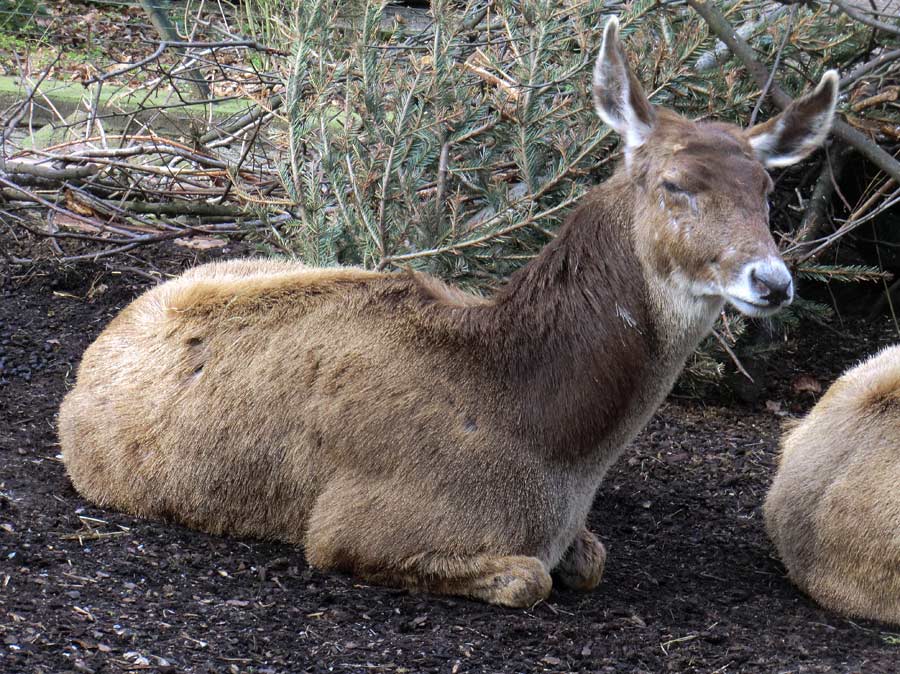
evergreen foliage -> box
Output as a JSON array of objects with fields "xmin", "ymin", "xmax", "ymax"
[
  {"xmin": 250, "ymin": 0, "xmax": 898, "ymax": 380},
  {"xmin": 272, "ymin": 0, "xmax": 895, "ymax": 273}
]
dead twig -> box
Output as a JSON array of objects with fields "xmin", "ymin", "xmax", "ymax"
[
  {"xmin": 712, "ymin": 328, "xmax": 754, "ymax": 382},
  {"xmin": 3, "ymin": 160, "xmax": 102, "ymax": 181},
  {"xmin": 1, "ymin": 53, "xmax": 63, "ymax": 164},
  {"xmin": 84, "ymin": 39, "xmax": 287, "ymax": 87},
  {"xmin": 749, "ymin": 5, "xmax": 797, "ymax": 126},
  {"xmin": 793, "ymin": 144, "xmax": 851, "ymax": 246},
  {"xmin": 840, "ymin": 49, "xmax": 900, "ymax": 89},
  {"xmin": 792, "ymin": 179, "xmax": 899, "ymax": 262}
]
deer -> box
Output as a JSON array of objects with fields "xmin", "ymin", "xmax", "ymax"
[
  {"xmin": 764, "ymin": 346, "xmax": 900, "ymax": 626},
  {"xmin": 58, "ymin": 17, "xmax": 839, "ymax": 608}
]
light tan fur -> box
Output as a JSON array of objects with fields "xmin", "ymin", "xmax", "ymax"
[
  {"xmin": 59, "ymin": 18, "xmax": 838, "ymax": 607},
  {"xmin": 765, "ymin": 345, "xmax": 900, "ymax": 625}
]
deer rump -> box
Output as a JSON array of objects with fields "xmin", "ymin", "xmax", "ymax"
[{"xmin": 765, "ymin": 345, "xmax": 900, "ymax": 626}]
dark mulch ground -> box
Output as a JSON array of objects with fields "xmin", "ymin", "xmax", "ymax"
[{"xmin": 1, "ymin": 235, "xmax": 899, "ymax": 674}]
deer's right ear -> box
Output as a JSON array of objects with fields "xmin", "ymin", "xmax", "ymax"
[{"xmin": 592, "ymin": 17, "xmax": 655, "ymax": 150}]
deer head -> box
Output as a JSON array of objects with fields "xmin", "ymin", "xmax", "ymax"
[{"xmin": 593, "ymin": 17, "xmax": 839, "ymax": 318}]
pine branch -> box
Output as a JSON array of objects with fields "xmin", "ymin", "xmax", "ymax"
[{"xmin": 796, "ymin": 263, "xmax": 892, "ymax": 283}]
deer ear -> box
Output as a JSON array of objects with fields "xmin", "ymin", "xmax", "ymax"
[
  {"xmin": 745, "ymin": 71, "xmax": 840, "ymax": 168},
  {"xmin": 592, "ymin": 16, "xmax": 655, "ymax": 150}
]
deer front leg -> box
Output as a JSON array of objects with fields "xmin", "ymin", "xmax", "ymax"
[
  {"xmin": 352, "ymin": 554, "xmax": 553, "ymax": 609},
  {"xmin": 553, "ymin": 528, "xmax": 607, "ymax": 591},
  {"xmin": 428, "ymin": 555, "xmax": 553, "ymax": 608}
]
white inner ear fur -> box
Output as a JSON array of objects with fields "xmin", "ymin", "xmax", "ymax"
[
  {"xmin": 749, "ymin": 70, "xmax": 839, "ymax": 169},
  {"xmin": 751, "ymin": 109, "xmax": 833, "ymax": 168},
  {"xmin": 592, "ymin": 17, "xmax": 653, "ymax": 152}
]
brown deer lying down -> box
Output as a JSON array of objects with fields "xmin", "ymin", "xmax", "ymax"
[
  {"xmin": 765, "ymin": 346, "xmax": 900, "ymax": 625},
  {"xmin": 59, "ymin": 18, "xmax": 839, "ymax": 607}
]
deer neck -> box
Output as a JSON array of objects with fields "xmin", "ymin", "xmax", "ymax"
[{"xmin": 484, "ymin": 172, "xmax": 721, "ymax": 459}]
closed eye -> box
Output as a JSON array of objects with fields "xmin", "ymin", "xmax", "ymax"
[{"xmin": 661, "ymin": 180, "xmax": 692, "ymax": 195}]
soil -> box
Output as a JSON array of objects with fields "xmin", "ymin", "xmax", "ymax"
[{"xmin": 1, "ymin": 233, "xmax": 899, "ymax": 674}]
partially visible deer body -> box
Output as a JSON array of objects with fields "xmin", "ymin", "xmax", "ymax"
[
  {"xmin": 765, "ymin": 346, "xmax": 900, "ymax": 625},
  {"xmin": 59, "ymin": 19, "xmax": 839, "ymax": 607}
]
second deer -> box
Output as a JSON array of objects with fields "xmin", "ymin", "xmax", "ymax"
[{"xmin": 765, "ymin": 346, "xmax": 900, "ymax": 626}]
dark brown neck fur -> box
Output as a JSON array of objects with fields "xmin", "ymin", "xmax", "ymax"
[{"xmin": 451, "ymin": 172, "xmax": 661, "ymax": 457}]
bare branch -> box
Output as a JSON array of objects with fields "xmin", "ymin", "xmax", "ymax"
[
  {"xmin": 686, "ymin": 0, "xmax": 900, "ymax": 185},
  {"xmin": 3, "ymin": 161, "xmax": 102, "ymax": 181},
  {"xmin": 83, "ymin": 40, "xmax": 287, "ymax": 86},
  {"xmin": 831, "ymin": 0, "xmax": 900, "ymax": 36},
  {"xmin": 840, "ymin": 48, "xmax": 900, "ymax": 89},
  {"xmin": 712, "ymin": 329, "xmax": 754, "ymax": 382}
]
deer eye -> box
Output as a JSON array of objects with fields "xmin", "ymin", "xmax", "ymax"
[{"xmin": 661, "ymin": 180, "xmax": 692, "ymax": 195}]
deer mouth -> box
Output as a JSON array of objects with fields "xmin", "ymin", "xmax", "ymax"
[{"xmin": 725, "ymin": 294, "xmax": 787, "ymax": 318}]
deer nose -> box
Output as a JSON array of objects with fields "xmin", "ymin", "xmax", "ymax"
[{"xmin": 749, "ymin": 262, "xmax": 793, "ymax": 306}]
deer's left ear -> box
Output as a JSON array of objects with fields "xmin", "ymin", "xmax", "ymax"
[{"xmin": 745, "ymin": 71, "xmax": 840, "ymax": 168}]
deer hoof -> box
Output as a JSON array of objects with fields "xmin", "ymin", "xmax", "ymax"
[
  {"xmin": 554, "ymin": 529, "xmax": 607, "ymax": 591},
  {"xmin": 476, "ymin": 556, "xmax": 552, "ymax": 608}
]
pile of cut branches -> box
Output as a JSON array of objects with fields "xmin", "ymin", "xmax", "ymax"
[{"xmin": 1, "ymin": 5, "xmax": 289, "ymax": 263}]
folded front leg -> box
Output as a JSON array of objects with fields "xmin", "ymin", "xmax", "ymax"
[
  {"xmin": 350, "ymin": 553, "xmax": 553, "ymax": 608},
  {"xmin": 429, "ymin": 554, "xmax": 553, "ymax": 607}
]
